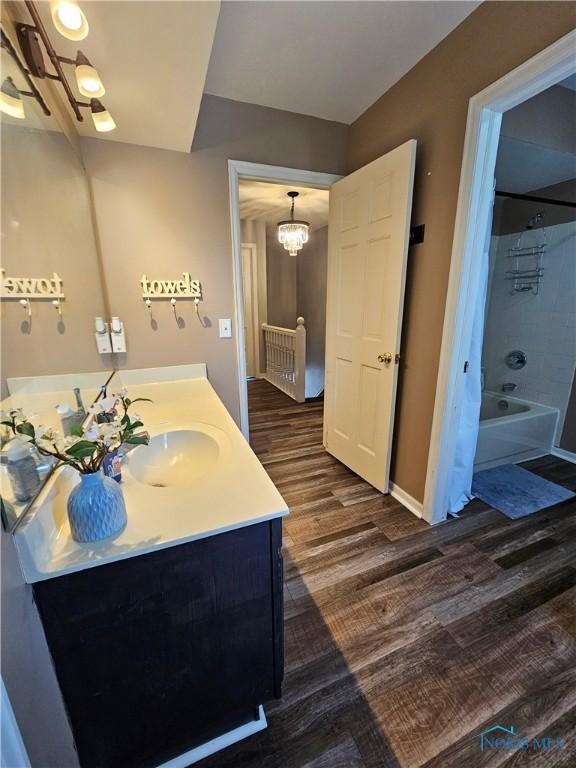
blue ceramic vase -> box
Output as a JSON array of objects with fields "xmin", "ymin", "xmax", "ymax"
[{"xmin": 67, "ymin": 471, "xmax": 127, "ymax": 543}]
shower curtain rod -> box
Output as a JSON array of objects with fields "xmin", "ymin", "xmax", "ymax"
[{"xmin": 495, "ymin": 190, "xmax": 576, "ymax": 208}]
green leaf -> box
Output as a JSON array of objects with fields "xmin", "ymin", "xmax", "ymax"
[
  {"xmin": 121, "ymin": 414, "xmax": 130, "ymax": 426},
  {"xmin": 1, "ymin": 420, "xmax": 15, "ymax": 429},
  {"xmin": 124, "ymin": 397, "xmax": 131, "ymax": 406},
  {"xmin": 124, "ymin": 435, "xmax": 149, "ymax": 445},
  {"xmin": 129, "ymin": 421, "xmax": 144, "ymax": 430},
  {"xmin": 16, "ymin": 422, "xmax": 35, "ymax": 439},
  {"xmin": 65, "ymin": 440, "xmax": 98, "ymax": 459},
  {"xmin": 129, "ymin": 398, "xmax": 153, "ymax": 405},
  {"xmin": 69, "ymin": 425, "xmax": 84, "ymax": 437}
]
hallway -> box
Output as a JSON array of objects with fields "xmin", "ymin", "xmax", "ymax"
[{"xmin": 202, "ymin": 379, "xmax": 576, "ymax": 767}]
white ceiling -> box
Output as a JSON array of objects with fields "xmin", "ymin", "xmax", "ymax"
[
  {"xmin": 11, "ymin": 1, "xmax": 220, "ymax": 152},
  {"xmin": 239, "ymin": 180, "xmax": 329, "ymax": 230},
  {"xmin": 205, "ymin": 1, "xmax": 480, "ymax": 124},
  {"xmin": 495, "ymin": 137, "xmax": 576, "ymax": 194}
]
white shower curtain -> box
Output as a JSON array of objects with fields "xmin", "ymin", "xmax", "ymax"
[{"xmin": 446, "ymin": 199, "xmax": 494, "ymax": 515}]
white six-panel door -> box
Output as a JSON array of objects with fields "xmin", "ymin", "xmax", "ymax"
[{"xmin": 323, "ymin": 140, "xmax": 416, "ymax": 492}]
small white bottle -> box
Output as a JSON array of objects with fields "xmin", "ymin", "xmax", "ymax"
[{"xmin": 6, "ymin": 438, "xmax": 41, "ymax": 503}]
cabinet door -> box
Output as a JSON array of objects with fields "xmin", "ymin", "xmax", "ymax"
[{"xmin": 34, "ymin": 522, "xmax": 282, "ymax": 768}]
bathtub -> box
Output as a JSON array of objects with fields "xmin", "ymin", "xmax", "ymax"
[{"xmin": 474, "ymin": 392, "xmax": 559, "ymax": 471}]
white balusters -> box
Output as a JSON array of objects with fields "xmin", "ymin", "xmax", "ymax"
[{"xmin": 261, "ymin": 318, "xmax": 306, "ymax": 402}]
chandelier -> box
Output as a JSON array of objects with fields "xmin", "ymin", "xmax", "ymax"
[{"xmin": 277, "ymin": 191, "xmax": 310, "ymax": 256}]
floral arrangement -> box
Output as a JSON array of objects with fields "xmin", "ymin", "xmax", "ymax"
[{"xmin": 1, "ymin": 391, "xmax": 150, "ymax": 475}]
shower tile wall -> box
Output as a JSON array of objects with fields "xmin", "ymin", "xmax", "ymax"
[{"xmin": 483, "ymin": 220, "xmax": 576, "ymax": 444}]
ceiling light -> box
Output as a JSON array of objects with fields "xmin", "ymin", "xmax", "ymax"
[
  {"xmin": 90, "ymin": 98, "xmax": 116, "ymax": 132},
  {"xmin": 50, "ymin": 0, "xmax": 89, "ymax": 41},
  {"xmin": 277, "ymin": 192, "xmax": 310, "ymax": 257},
  {"xmin": 75, "ymin": 51, "xmax": 105, "ymax": 98},
  {"xmin": 0, "ymin": 77, "xmax": 25, "ymax": 120}
]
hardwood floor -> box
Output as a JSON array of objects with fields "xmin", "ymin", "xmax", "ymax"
[{"xmin": 201, "ymin": 380, "xmax": 576, "ymax": 768}]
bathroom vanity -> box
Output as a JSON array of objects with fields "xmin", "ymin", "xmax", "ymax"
[{"xmin": 14, "ymin": 366, "xmax": 288, "ymax": 768}]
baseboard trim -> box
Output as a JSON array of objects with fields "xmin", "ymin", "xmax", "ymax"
[
  {"xmin": 389, "ymin": 482, "xmax": 424, "ymax": 518},
  {"xmin": 156, "ymin": 706, "xmax": 267, "ymax": 768},
  {"xmin": 551, "ymin": 447, "xmax": 576, "ymax": 465}
]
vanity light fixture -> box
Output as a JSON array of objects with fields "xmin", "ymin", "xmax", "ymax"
[
  {"xmin": 0, "ymin": 29, "xmax": 51, "ymax": 118},
  {"xmin": 0, "ymin": 77, "xmax": 26, "ymax": 119},
  {"xmin": 90, "ymin": 98, "xmax": 115, "ymax": 132},
  {"xmin": 11, "ymin": 2, "xmax": 116, "ymax": 131},
  {"xmin": 277, "ymin": 191, "xmax": 310, "ymax": 257},
  {"xmin": 74, "ymin": 51, "xmax": 105, "ymax": 98},
  {"xmin": 49, "ymin": 0, "xmax": 88, "ymax": 41}
]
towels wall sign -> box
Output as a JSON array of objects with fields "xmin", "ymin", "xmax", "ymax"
[
  {"xmin": 140, "ymin": 273, "xmax": 202, "ymax": 300},
  {"xmin": 1, "ymin": 269, "xmax": 65, "ymax": 299}
]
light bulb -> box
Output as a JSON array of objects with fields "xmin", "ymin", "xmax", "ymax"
[
  {"xmin": 50, "ymin": 0, "xmax": 89, "ymax": 41},
  {"xmin": 0, "ymin": 78, "xmax": 25, "ymax": 120},
  {"xmin": 90, "ymin": 99, "xmax": 116, "ymax": 132},
  {"xmin": 76, "ymin": 62, "xmax": 105, "ymax": 98}
]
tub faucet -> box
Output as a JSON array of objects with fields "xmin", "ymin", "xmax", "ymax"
[{"xmin": 502, "ymin": 382, "xmax": 517, "ymax": 393}]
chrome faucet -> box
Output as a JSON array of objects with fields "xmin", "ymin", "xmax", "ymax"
[{"xmin": 502, "ymin": 382, "xmax": 517, "ymax": 393}]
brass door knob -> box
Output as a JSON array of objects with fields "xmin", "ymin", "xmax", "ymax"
[{"xmin": 378, "ymin": 352, "xmax": 393, "ymax": 364}]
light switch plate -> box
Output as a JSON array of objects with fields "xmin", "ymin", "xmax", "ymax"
[{"xmin": 219, "ymin": 319, "xmax": 232, "ymax": 339}]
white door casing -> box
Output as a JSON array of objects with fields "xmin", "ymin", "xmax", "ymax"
[{"xmin": 323, "ymin": 139, "xmax": 416, "ymax": 493}]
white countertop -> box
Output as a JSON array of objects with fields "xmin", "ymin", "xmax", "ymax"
[{"xmin": 14, "ymin": 369, "xmax": 288, "ymax": 583}]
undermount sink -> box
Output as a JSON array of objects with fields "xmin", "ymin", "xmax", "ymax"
[{"xmin": 127, "ymin": 428, "xmax": 224, "ymax": 489}]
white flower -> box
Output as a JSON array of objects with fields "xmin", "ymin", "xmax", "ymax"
[
  {"xmin": 88, "ymin": 403, "xmax": 104, "ymax": 415},
  {"xmin": 7, "ymin": 408, "xmax": 24, "ymax": 421},
  {"xmin": 99, "ymin": 396, "xmax": 118, "ymax": 412},
  {"xmin": 36, "ymin": 425, "xmax": 59, "ymax": 442},
  {"xmin": 83, "ymin": 425, "xmax": 101, "ymax": 441}
]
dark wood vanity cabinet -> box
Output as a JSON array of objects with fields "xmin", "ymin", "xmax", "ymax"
[{"xmin": 33, "ymin": 519, "xmax": 284, "ymax": 768}]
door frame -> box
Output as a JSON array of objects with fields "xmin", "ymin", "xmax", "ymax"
[
  {"xmin": 423, "ymin": 30, "xmax": 576, "ymax": 524},
  {"xmin": 228, "ymin": 160, "xmax": 341, "ymax": 439}
]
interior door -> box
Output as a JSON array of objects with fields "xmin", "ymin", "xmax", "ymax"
[
  {"xmin": 324, "ymin": 139, "xmax": 416, "ymax": 493},
  {"xmin": 241, "ymin": 243, "xmax": 257, "ymax": 378}
]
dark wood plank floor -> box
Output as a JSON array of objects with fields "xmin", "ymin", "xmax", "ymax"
[{"xmin": 201, "ymin": 380, "xmax": 576, "ymax": 768}]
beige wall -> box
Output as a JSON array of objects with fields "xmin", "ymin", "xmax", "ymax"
[
  {"xmin": 266, "ymin": 226, "xmax": 298, "ymax": 329},
  {"xmin": 82, "ymin": 95, "xmax": 347, "ymax": 422},
  {"xmin": 500, "ymin": 84, "xmax": 576, "ymax": 154},
  {"xmin": 1, "ymin": 125, "xmax": 109, "ymax": 397},
  {"xmin": 347, "ymin": 1, "xmax": 576, "ymax": 502}
]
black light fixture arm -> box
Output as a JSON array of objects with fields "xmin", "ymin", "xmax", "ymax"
[
  {"xmin": 0, "ymin": 27, "xmax": 51, "ymax": 116},
  {"xmin": 18, "ymin": 1, "xmax": 84, "ymax": 121}
]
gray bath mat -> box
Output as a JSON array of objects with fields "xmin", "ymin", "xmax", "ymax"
[{"xmin": 472, "ymin": 463, "xmax": 575, "ymax": 519}]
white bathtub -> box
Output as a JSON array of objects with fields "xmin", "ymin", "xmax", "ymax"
[{"xmin": 474, "ymin": 392, "xmax": 559, "ymax": 471}]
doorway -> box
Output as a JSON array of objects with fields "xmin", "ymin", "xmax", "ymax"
[
  {"xmin": 229, "ymin": 144, "xmax": 417, "ymax": 503},
  {"xmin": 238, "ymin": 180, "xmax": 330, "ymax": 402},
  {"xmin": 228, "ymin": 161, "xmax": 340, "ymax": 440},
  {"xmin": 425, "ymin": 30, "xmax": 576, "ymax": 524}
]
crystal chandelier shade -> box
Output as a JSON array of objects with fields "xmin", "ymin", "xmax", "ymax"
[{"xmin": 277, "ymin": 191, "xmax": 310, "ymax": 256}]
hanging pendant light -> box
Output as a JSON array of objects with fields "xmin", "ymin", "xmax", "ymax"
[{"xmin": 277, "ymin": 191, "xmax": 309, "ymax": 257}]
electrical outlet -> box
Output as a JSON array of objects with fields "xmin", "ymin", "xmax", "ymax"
[{"xmin": 219, "ymin": 319, "xmax": 232, "ymax": 338}]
